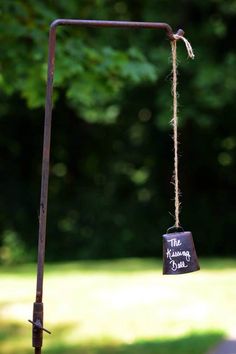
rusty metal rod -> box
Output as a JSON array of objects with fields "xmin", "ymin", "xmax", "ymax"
[
  {"xmin": 32, "ymin": 19, "xmax": 184, "ymax": 354},
  {"xmin": 50, "ymin": 19, "xmax": 177, "ymax": 39}
]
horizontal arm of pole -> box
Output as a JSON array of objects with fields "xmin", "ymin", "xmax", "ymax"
[{"xmin": 50, "ymin": 18, "xmax": 184, "ymax": 40}]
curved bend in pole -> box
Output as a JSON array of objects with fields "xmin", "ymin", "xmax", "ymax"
[{"xmin": 31, "ymin": 19, "xmax": 184, "ymax": 353}]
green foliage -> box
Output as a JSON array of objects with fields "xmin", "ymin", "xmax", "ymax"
[
  {"xmin": 0, "ymin": 1, "xmax": 158, "ymax": 123},
  {"xmin": 1, "ymin": 0, "xmax": 236, "ymax": 260},
  {"xmin": 0, "ymin": 230, "xmax": 29, "ymax": 265}
]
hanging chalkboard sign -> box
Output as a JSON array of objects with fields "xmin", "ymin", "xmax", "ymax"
[
  {"xmin": 162, "ymin": 34, "xmax": 200, "ymax": 276},
  {"xmin": 163, "ymin": 229, "xmax": 200, "ymax": 275}
]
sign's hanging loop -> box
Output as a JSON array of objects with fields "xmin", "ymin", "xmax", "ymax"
[{"xmin": 162, "ymin": 34, "xmax": 200, "ymax": 275}]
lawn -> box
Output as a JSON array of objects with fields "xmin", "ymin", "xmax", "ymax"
[{"xmin": 1, "ymin": 258, "xmax": 236, "ymax": 354}]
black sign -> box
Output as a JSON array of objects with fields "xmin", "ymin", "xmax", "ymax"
[{"xmin": 162, "ymin": 231, "xmax": 200, "ymax": 275}]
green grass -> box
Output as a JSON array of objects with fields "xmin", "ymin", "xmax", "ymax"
[{"xmin": 1, "ymin": 258, "xmax": 235, "ymax": 353}]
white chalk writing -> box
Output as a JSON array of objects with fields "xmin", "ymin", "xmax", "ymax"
[
  {"xmin": 169, "ymin": 260, "xmax": 188, "ymax": 271},
  {"xmin": 165, "ymin": 238, "xmax": 191, "ymax": 272},
  {"xmin": 166, "ymin": 248, "xmax": 191, "ymax": 262},
  {"xmin": 167, "ymin": 238, "xmax": 182, "ymax": 247}
]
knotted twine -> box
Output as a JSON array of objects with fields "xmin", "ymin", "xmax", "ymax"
[{"xmin": 170, "ymin": 34, "xmax": 194, "ymax": 228}]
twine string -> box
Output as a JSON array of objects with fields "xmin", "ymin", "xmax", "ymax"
[
  {"xmin": 173, "ymin": 34, "xmax": 195, "ymax": 59},
  {"xmin": 170, "ymin": 34, "xmax": 194, "ymax": 228}
]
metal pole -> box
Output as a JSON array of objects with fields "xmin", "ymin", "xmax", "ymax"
[{"xmin": 29, "ymin": 19, "xmax": 184, "ymax": 353}]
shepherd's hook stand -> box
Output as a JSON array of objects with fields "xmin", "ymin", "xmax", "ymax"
[{"xmin": 28, "ymin": 19, "xmax": 185, "ymax": 354}]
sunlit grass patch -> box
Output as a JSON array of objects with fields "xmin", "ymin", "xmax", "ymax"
[{"xmin": 0, "ymin": 258, "xmax": 235, "ymax": 353}]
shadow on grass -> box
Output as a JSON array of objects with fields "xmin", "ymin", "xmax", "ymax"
[{"xmin": 0, "ymin": 321, "xmax": 224, "ymax": 354}]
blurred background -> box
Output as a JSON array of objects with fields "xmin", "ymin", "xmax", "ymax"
[{"xmin": 0, "ymin": 1, "xmax": 236, "ymax": 353}]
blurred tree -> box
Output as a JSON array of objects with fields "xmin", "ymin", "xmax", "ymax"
[{"xmin": 0, "ymin": 0, "xmax": 236, "ymax": 262}]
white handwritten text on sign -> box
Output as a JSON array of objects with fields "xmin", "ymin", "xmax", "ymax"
[{"xmin": 166, "ymin": 238, "xmax": 191, "ymax": 272}]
